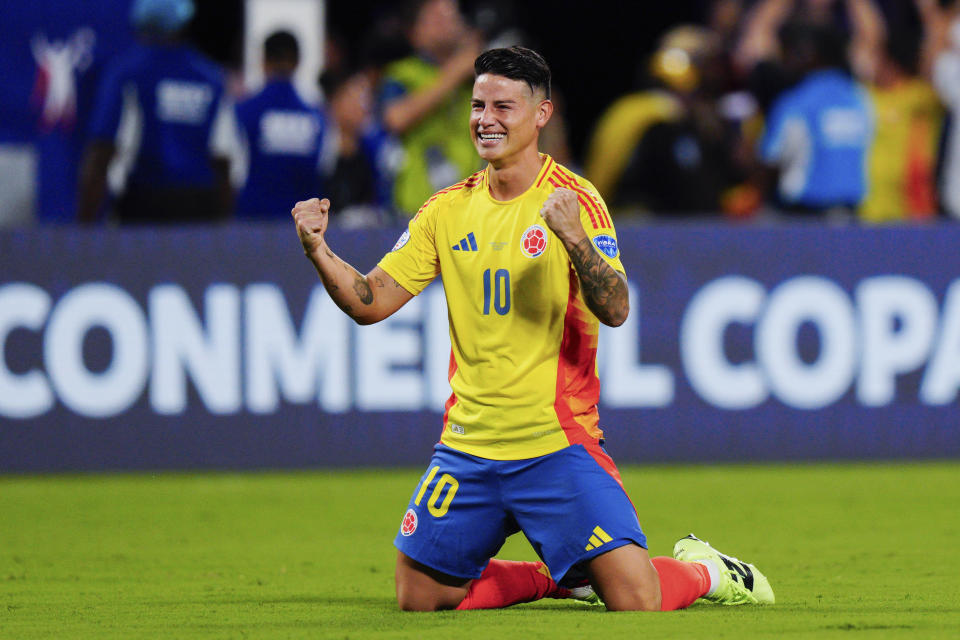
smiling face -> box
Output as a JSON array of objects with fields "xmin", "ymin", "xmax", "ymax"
[{"xmin": 470, "ymin": 73, "xmax": 552, "ymax": 166}]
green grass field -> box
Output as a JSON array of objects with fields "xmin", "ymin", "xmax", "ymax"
[{"xmin": 2, "ymin": 462, "xmax": 958, "ymax": 639}]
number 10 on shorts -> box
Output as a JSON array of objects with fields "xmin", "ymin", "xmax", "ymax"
[{"xmin": 414, "ymin": 466, "xmax": 460, "ymax": 517}]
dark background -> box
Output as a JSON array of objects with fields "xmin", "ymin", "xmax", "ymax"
[{"xmin": 188, "ymin": 0, "xmax": 708, "ymax": 159}]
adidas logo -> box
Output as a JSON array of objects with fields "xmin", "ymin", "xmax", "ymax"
[
  {"xmin": 584, "ymin": 525, "xmax": 613, "ymax": 551},
  {"xmin": 452, "ymin": 232, "xmax": 478, "ymax": 251}
]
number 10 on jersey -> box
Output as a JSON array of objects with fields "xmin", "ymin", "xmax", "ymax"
[{"xmin": 482, "ymin": 268, "xmax": 511, "ymax": 315}]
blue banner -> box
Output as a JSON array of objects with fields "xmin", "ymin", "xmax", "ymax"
[
  {"xmin": 1, "ymin": 223, "xmax": 959, "ymax": 471},
  {"xmin": 0, "ymin": 0, "xmax": 134, "ymax": 219}
]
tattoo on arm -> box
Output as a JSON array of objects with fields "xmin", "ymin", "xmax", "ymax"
[
  {"xmin": 567, "ymin": 237, "xmax": 628, "ymax": 325},
  {"xmin": 353, "ymin": 275, "xmax": 374, "ymax": 305},
  {"xmin": 315, "ymin": 245, "xmax": 374, "ymax": 307}
]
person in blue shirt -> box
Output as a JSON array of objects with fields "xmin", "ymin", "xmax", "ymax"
[
  {"xmin": 758, "ymin": 20, "xmax": 873, "ymax": 216},
  {"xmin": 78, "ymin": 0, "xmax": 236, "ymax": 224},
  {"xmin": 234, "ymin": 31, "xmax": 326, "ymax": 220}
]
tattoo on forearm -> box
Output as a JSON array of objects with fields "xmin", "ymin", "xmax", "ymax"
[
  {"xmin": 312, "ymin": 242, "xmax": 374, "ymax": 311},
  {"xmin": 567, "ymin": 237, "xmax": 628, "ymax": 324},
  {"xmin": 353, "ymin": 275, "xmax": 374, "ymax": 305}
]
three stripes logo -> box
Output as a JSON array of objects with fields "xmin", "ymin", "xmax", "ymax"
[
  {"xmin": 584, "ymin": 525, "xmax": 613, "ymax": 551},
  {"xmin": 721, "ymin": 556, "xmax": 755, "ymax": 591},
  {"xmin": 452, "ymin": 232, "xmax": 478, "ymax": 252}
]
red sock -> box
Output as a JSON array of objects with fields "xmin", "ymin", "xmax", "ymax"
[
  {"xmin": 456, "ymin": 560, "xmax": 570, "ymax": 610},
  {"xmin": 650, "ymin": 556, "xmax": 711, "ymax": 611}
]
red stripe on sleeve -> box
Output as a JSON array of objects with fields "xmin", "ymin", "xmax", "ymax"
[
  {"xmin": 553, "ymin": 168, "xmax": 612, "ymax": 229},
  {"xmin": 535, "ymin": 157, "xmax": 554, "ymax": 188},
  {"xmin": 551, "ymin": 171, "xmax": 600, "ymax": 229}
]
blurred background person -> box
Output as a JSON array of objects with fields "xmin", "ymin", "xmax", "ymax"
[
  {"xmin": 584, "ymin": 25, "xmax": 758, "ymax": 218},
  {"xmin": 379, "ymin": 0, "xmax": 484, "ymax": 216},
  {"xmin": 234, "ymin": 30, "xmax": 325, "ymax": 221},
  {"xmin": 755, "ymin": 18, "xmax": 872, "ymax": 218},
  {"xmin": 318, "ymin": 66, "xmax": 403, "ymax": 228},
  {"xmin": 78, "ymin": 0, "xmax": 237, "ymax": 224},
  {"xmin": 853, "ymin": 0, "xmax": 942, "ymax": 223},
  {"xmin": 733, "ymin": 0, "xmax": 892, "ymax": 111},
  {"xmin": 735, "ymin": 0, "xmax": 946, "ymax": 221}
]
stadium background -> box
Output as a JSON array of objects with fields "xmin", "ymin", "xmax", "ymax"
[
  {"xmin": 0, "ymin": 0, "xmax": 957, "ymax": 471},
  {"xmin": 2, "ymin": 3, "xmax": 959, "ymax": 638}
]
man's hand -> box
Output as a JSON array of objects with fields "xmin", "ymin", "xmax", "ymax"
[
  {"xmin": 292, "ymin": 197, "xmax": 330, "ymax": 256},
  {"xmin": 539, "ymin": 187, "xmax": 586, "ymax": 248}
]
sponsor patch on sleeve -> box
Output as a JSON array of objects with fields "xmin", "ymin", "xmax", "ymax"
[
  {"xmin": 392, "ymin": 230, "xmax": 410, "ymax": 251},
  {"xmin": 592, "ymin": 234, "xmax": 619, "ymax": 258}
]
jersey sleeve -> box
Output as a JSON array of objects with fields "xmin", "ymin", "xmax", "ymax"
[
  {"xmin": 576, "ymin": 183, "xmax": 626, "ymax": 274},
  {"xmin": 377, "ymin": 200, "xmax": 440, "ymax": 295}
]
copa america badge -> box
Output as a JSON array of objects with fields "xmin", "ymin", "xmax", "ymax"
[
  {"xmin": 592, "ymin": 234, "xmax": 619, "ymax": 258},
  {"xmin": 520, "ymin": 224, "xmax": 547, "ymax": 258},
  {"xmin": 392, "ymin": 230, "xmax": 410, "ymax": 252}
]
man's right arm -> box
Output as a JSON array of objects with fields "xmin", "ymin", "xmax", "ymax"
[{"xmin": 292, "ymin": 197, "xmax": 413, "ymax": 324}]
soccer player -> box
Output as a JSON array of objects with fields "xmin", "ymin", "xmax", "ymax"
[{"xmin": 292, "ymin": 46, "xmax": 774, "ymax": 611}]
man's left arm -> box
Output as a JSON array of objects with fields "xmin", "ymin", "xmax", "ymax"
[{"xmin": 540, "ymin": 188, "xmax": 629, "ymax": 327}]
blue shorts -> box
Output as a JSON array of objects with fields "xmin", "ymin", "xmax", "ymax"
[{"xmin": 394, "ymin": 443, "xmax": 647, "ymax": 583}]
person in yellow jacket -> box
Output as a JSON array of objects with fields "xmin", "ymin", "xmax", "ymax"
[{"xmin": 379, "ymin": 0, "xmax": 484, "ymax": 216}]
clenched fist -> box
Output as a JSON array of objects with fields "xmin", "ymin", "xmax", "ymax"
[
  {"xmin": 539, "ymin": 187, "xmax": 584, "ymax": 246},
  {"xmin": 292, "ymin": 197, "xmax": 330, "ymax": 255}
]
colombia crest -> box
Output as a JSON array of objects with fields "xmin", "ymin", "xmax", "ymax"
[
  {"xmin": 520, "ymin": 224, "xmax": 548, "ymax": 258},
  {"xmin": 400, "ymin": 508, "xmax": 418, "ymax": 536}
]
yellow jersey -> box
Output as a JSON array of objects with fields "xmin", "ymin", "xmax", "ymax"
[
  {"xmin": 378, "ymin": 155, "xmax": 625, "ymax": 460},
  {"xmin": 862, "ymin": 79, "xmax": 942, "ymax": 223}
]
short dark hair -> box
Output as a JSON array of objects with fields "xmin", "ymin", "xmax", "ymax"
[
  {"xmin": 264, "ymin": 30, "xmax": 300, "ymax": 65},
  {"xmin": 474, "ymin": 46, "xmax": 551, "ymax": 99}
]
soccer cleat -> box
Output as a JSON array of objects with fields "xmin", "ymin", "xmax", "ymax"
[
  {"xmin": 569, "ymin": 584, "xmax": 604, "ymax": 606},
  {"xmin": 673, "ymin": 534, "xmax": 775, "ymax": 606}
]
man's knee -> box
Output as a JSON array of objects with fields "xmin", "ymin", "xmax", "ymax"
[
  {"xmin": 395, "ymin": 552, "xmax": 469, "ymax": 611},
  {"xmin": 603, "ymin": 583, "xmax": 662, "ymax": 612}
]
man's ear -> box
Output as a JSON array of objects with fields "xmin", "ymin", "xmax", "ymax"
[{"xmin": 537, "ymin": 99, "xmax": 554, "ymax": 129}]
